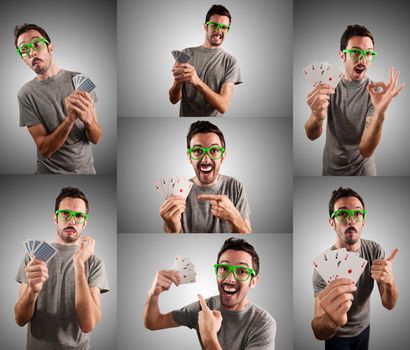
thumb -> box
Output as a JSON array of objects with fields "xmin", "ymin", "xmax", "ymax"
[
  {"xmin": 386, "ymin": 248, "xmax": 399, "ymax": 262},
  {"xmin": 213, "ymin": 310, "xmax": 222, "ymax": 320}
]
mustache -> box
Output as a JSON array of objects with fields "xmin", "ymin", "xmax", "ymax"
[
  {"xmin": 63, "ymin": 226, "xmax": 78, "ymax": 233},
  {"xmin": 345, "ymin": 226, "xmax": 357, "ymax": 233},
  {"xmin": 32, "ymin": 58, "xmax": 42, "ymax": 66}
]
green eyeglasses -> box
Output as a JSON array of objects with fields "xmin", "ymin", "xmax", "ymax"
[
  {"xmin": 16, "ymin": 37, "xmax": 50, "ymax": 57},
  {"xmin": 56, "ymin": 209, "xmax": 89, "ymax": 224},
  {"xmin": 214, "ymin": 264, "xmax": 256, "ymax": 281},
  {"xmin": 342, "ymin": 49, "xmax": 377, "ymax": 62},
  {"xmin": 331, "ymin": 209, "xmax": 367, "ymax": 223},
  {"xmin": 188, "ymin": 146, "xmax": 225, "ymax": 160},
  {"xmin": 206, "ymin": 21, "xmax": 230, "ymax": 33}
]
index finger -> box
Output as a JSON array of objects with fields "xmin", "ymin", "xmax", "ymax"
[
  {"xmin": 197, "ymin": 194, "xmax": 222, "ymax": 201},
  {"xmin": 386, "ymin": 248, "xmax": 399, "ymax": 262},
  {"xmin": 197, "ymin": 294, "xmax": 209, "ymax": 311}
]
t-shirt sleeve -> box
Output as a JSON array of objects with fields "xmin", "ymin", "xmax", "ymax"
[
  {"xmin": 223, "ymin": 56, "xmax": 242, "ymax": 85},
  {"xmin": 87, "ymin": 256, "xmax": 109, "ymax": 293},
  {"xmin": 171, "ymin": 300, "xmax": 201, "ymax": 330},
  {"xmin": 234, "ymin": 180, "xmax": 251, "ymax": 220},
  {"xmin": 312, "ymin": 269, "xmax": 327, "ymax": 297},
  {"xmin": 15, "ymin": 254, "xmax": 31, "ymax": 284},
  {"xmin": 18, "ymin": 91, "xmax": 41, "ymax": 128},
  {"xmin": 246, "ymin": 316, "xmax": 276, "ymax": 350}
]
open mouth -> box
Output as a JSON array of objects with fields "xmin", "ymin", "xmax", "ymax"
[
  {"xmin": 353, "ymin": 64, "xmax": 366, "ymax": 75},
  {"xmin": 211, "ymin": 33, "xmax": 223, "ymax": 40},
  {"xmin": 199, "ymin": 163, "xmax": 214, "ymax": 175},
  {"xmin": 222, "ymin": 284, "xmax": 238, "ymax": 296}
]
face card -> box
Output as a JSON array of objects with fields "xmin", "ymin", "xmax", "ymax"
[
  {"xmin": 33, "ymin": 241, "xmax": 58, "ymax": 263},
  {"xmin": 176, "ymin": 51, "xmax": 192, "ymax": 64}
]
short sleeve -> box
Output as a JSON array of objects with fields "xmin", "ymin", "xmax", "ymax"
[
  {"xmin": 15, "ymin": 254, "xmax": 31, "ymax": 284},
  {"xmin": 223, "ymin": 56, "xmax": 242, "ymax": 85},
  {"xmin": 246, "ymin": 317, "xmax": 276, "ymax": 350},
  {"xmin": 171, "ymin": 300, "xmax": 200, "ymax": 330},
  {"xmin": 87, "ymin": 256, "xmax": 109, "ymax": 293},
  {"xmin": 313, "ymin": 269, "xmax": 327, "ymax": 298},
  {"xmin": 234, "ymin": 181, "xmax": 251, "ymax": 220},
  {"xmin": 18, "ymin": 92, "xmax": 41, "ymax": 128}
]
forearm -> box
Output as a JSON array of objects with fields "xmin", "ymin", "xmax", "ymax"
[
  {"xmin": 311, "ymin": 313, "xmax": 340, "ymax": 340},
  {"xmin": 230, "ymin": 215, "xmax": 251, "ymax": 234},
  {"xmin": 15, "ymin": 287, "xmax": 39, "ymax": 326},
  {"xmin": 38, "ymin": 115, "xmax": 76, "ymax": 157},
  {"xmin": 74, "ymin": 263, "xmax": 100, "ymax": 333},
  {"xmin": 195, "ymin": 80, "xmax": 229, "ymax": 114},
  {"xmin": 305, "ymin": 114, "xmax": 324, "ymax": 141},
  {"xmin": 359, "ymin": 113, "xmax": 385, "ymax": 158},
  {"xmin": 169, "ymin": 81, "xmax": 183, "ymax": 104},
  {"xmin": 144, "ymin": 294, "xmax": 164, "ymax": 330},
  {"xmin": 381, "ymin": 281, "xmax": 398, "ymax": 310},
  {"xmin": 202, "ymin": 336, "xmax": 223, "ymax": 350},
  {"xmin": 84, "ymin": 116, "xmax": 102, "ymax": 144}
]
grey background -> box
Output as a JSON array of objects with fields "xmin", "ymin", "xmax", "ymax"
[
  {"xmin": 117, "ymin": 233, "xmax": 292, "ymax": 349},
  {"xmin": 117, "ymin": 0, "xmax": 292, "ymax": 118},
  {"xmin": 117, "ymin": 117, "xmax": 293, "ymax": 233},
  {"xmin": 0, "ymin": 0, "xmax": 117, "ymax": 174},
  {"xmin": 293, "ymin": 0, "xmax": 410, "ymax": 176},
  {"xmin": 0, "ymin": 175, "xmax": 117, "ymax": 349},
  {"xmin": 293, "ymin": 176, "xmax": 410, "ymax": 349}
]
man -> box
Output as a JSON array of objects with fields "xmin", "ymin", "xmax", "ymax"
[
  {"xmin": 15, "ymin": 23, "xmax": 102, "ymax": 174},
  {"xmin": 311, "ymin": 187, "xmax": 398, "ymax": 350},
  {"xmin": 304, "ymin": 24, "xmax": 404, "ymax": 175},
  {"xmin": 160, "ymin": 120, "xmax": 251, "ymax": 233},
  {"xmin": 169, "ymin": 4, "xmax": 242, "ymax": 116},
  {"xmin": 144, "ymin": 237, "xmax": 276, "ymax": 349},
  {"xmin": 15, "ymin": 187, "xmax": 109, "ymax": 349}
]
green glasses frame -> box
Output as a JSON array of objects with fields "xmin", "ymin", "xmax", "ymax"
[
  {"xmin": 16, "ymin": 37, "xmax": 50, "ymax": 57},
  {"xmin": 188, "ymin": 146, "xmax": 225, "ymax": 160},
  {"xmin": 206, "ymin": 21, "xmax": 230, "ymax": 32},
  {"xmin": 342, "ymin": 49, "xmax": 377, "ymax": 62},
  {"xmin": 214, "ymin": 263, "xmax": 256, "ymax": 281},
  {"xmin": 331, "ymin": 209, "xmax": 367, "ymax": 223},
  {"xmin": 55, "ymin": 209, "xmax": 89, "ymax": 224}
]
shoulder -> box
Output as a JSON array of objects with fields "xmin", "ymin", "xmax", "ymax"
[
  {"xmin": 361, "ymin": 238, "xmax": 382, "ymax": 251},
  {"xmin": 220, "ymin": 175, "xmax": 243, "ymax": 187},
  {"xmin": 87, "ymin": 254, "xmax": 105, "ymax": 269},
  {"xmin": 250, "ymin": 303, "xmax": 276, "ymax": 325},
  {"xmin": 182, "ymin": 46, "xmax": 202, "ymax": 55},
  {"xmin": 17, "ymin": 78, "xmax": 37, "ymax": 98}
]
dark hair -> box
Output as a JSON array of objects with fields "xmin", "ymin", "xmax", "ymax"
[
  {"xmin": 328, "ymin": 187, "xmax": 365, "ymax": 217},
  {"xmin": 217, "ymin": 237, "xmax": 260, "ymax": 275},
  {"xmin": 186, "ymin": 120, "xmax": 226, "ymax": 149},
  {"xmin": 205, "ymin": 4, "xmax": 231, "ymax": 24},
  {"xmin": 14, "ymin": 23, "xmax": 51, "ymax": 48},
  {"xmin": 340, "ymin": 24, "xmax": 374, "ymax": 51},
  {"xmin": 55, "ymin": 187, "xmax": 89, "ymax": 213}
]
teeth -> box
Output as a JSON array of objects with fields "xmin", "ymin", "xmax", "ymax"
[
  {"xmin": 200, "ymin": 165, "xmax": 212, "ymax": 171},
  {"xmin": 223, "ymin": 285, "xmax": 237, "ymax": 292}
]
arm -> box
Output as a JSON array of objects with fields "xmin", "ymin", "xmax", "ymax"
[
  {"xmin": 304, "ymin": 84, "xmax": 334, "ymax": 141},
  {"xmin": 15, "ymin": 259, "xmax": 49, "ymax": 326},
  {"xmin": 144, "ymin": 270, "xmax": 181, "ymax": 330},
  {"xmin": 73, "ymin": 237, "xmax": 101, "ymax": 333},
  {"xmin": 169, "ymin": 80, "xmax": 184, "ymax": 104},
  {"xmin": 311, "ymin": 279, "xmax": 356, "ymax": 340},
  {"xmin": 360, "ymin": 67, "xmax": 405, "ymax": 157}
]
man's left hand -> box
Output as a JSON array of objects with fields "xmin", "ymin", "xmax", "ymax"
[
  {"xmin": 68, "ymin": 90, "xmax": 96, "ymax": 126},
  {"xmin": 73, "ymin": 236, "xmax": 95, "ymax": 266},
  {"xmin": 198, "ymin": 294, "xmax": 222, "ymax": 343},
  {"xmin": 172, "ymin": 63, "xmax": 201, "ymax": 87},
  {"xmin": 198, "ymin": 194, "xmax": 241, "ymax": 224},
  {"xmin": 371, "ymin": 248, "xmax": 399, "ymax": 286}
]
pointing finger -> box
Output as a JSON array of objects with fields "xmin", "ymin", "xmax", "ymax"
[
  {"xmin": 386, "ymin": 248, "xmax": 399, "ymax": 262},
  {"xmin": 198, "ymin": 194, "xmax": 223, "ymax": 201},
  {"xmin": 197, "ymin": 294, "xmax": 209, "ymax": 311}
]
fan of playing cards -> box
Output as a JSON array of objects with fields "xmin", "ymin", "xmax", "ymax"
[
  {"xmin": 154, "ymin": 176, "xmax": 193, "ymax": 200},
  {"xmin": 171, "ymin": 255, "xmax": 197, "ymax": 284},
  {"xmin": 303, "ymin": 61, "xmax": 344, "ymax": 88},
  {"xmin": 312, "ymin": 248, "xmax": 368, "ymax": 284},
  {"xmin": 23, "ymin": 239, "xmax": 59, "ymax": 263},
  {"xmin": 72, "ymin": 73, "xmax": 96, "ymax": 93},
  {"xmin": 171, "ymin": 50, "xmax": 192, "ymax": 64}
]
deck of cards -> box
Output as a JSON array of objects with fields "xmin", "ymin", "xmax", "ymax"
[
  {"xmin": 303, "ymin": 61, "xmax": 344, "ymax": 88},
  {"xmin": 171, "ymin": 50, "xmax": 192, "ymax": 64},
  {"xmin": 312, "ymin": 248, "xmax": 368, "ymax": 284},
  {"xmin": 154, "ymin": 176, "xmax": 193, "ymax": 200},
  {"xmin": 23, "ymin": 239, "xmax": 59, "ymax": 263},
  {"xmin": 171, "ymin": 255, "xmax": 197, "ymax": 284},
  {"xmin": 72, "ymin": 73, "xmax": 96, "ymax": 93}
]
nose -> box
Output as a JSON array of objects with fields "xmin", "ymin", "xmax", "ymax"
[
  {"xmin": 224, "ymin": 271, "xmax": 236, "ymax": 283},
  {"xmin": 68, "ymin": 215, "xmax": 76, "ymax": 225},
  {"xmin": 346, "ymin": 214, "xmax": 355, "ymax": 225},
  {"xmin": 28, "ymin": 48, "xmax": 37, "ymax": 59},
  {"xmin": 202, "ymin": 152, "xmax": 211, "ymax": 162}
]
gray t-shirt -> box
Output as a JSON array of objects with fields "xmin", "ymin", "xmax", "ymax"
[
  {"xmin": 179, "ymin": 46, "xmax": 242, "ymax": 117},
  {"xmin": 172, "ymin": 295, "xmax": 276, "ymax": 350},
  {"xmin": 15, "ymin": 243, "xmax": 109, "ymax": 350},
  {"xmin": 323, "ymin": 77, "xmax": 376, "ymax": 176},
  {"xmin": 313, "ymin": 239, "xmax": 384, "ymax": 338},
  {"xmin": 181, "ymin": 175, "xmax": 251, "ymax": 233},
  {"xmin": 18, "ymin": 69, "xmax": 96, "ymax": 174}
]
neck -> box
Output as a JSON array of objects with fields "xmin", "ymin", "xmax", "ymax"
[
  {"xmin": 193, "ymin": 174, "xmax": 220, "ymax": 187},
  {"xmin": 37, "ymin": 63, "xmax": 61, "ymax": 81},
  {"xmin": 202, "ymin": 41, "xmax": 220, "ymax": 50},
  {"xmin": 54, "ymin": 236, "xmax": 80, "ymax": 246},
  {"xmin": 221, "ymin": 297, "xmax": 249, "ymax": 312},
  {"xmin": 335, "ymin": 239, "xmax": 361, "ymax": 252}
]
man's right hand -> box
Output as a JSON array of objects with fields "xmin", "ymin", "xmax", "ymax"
[
  {"xmin": 25, "ymin": 258, "xmax": 49, "ymax": 294},
  {"xmin": 318, "ymin": 278, "xmax": 356, "ymax": 326},
  {"xmin": 148, "ymin": 270, "xmax": 181, "ymax": 298},
  {"xmin": 64, "ymin": 92, "xmax": 80, "ymax": 121},
  {"xmin": 306, "ymin": 83, "xmax": 335, "ymax": 122},
  {"xmin": 160, "ymin": 196, "xmax": 186, "ymax": 233}
]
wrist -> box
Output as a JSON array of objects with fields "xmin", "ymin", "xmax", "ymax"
[
  {"xmin": 202, "ymin": 334, "xmax": 219, "ymax": 348},
  {"xmin": 373, "ymin": 110, "xmax": 386, "ymax": 122},
  {"xmin": 73, "ymin": 258, "xmax": 85, "ymax": 273},
  {"xmin": 27, "ymin": 287, "xmax": 40, "ymax": 301},
  {"xmin": 322, "ymin": 312, "xmax": 341, "ymax": 329}
]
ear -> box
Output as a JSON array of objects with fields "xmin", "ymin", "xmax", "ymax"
[
  {"xmin": 220, "ymin": 148, "xmax": 227, "ymax": 164},
  {"xmin": 339, "ymin": 50, "xmax": 345, "ymax": 62},
  {"xmin": 48, "ymin": 43, "xmax": 54, "ymax": 54},
  {"xmin": 203, "ymin": 23, "xmax": 208, "ymax": 32},
  {"xmin": 82, "ymin": 218, "xmax": 88, "ymax": 230},
  {"xmin": 53, "ymin": 213, "xmax": 58, "ymax": 224},
  {"xmin": 329, "ymin": 217, "xmax": 336, "ymax": 230},
  {"xmin": 249, "ymin": 275, "xmax": 259, "ymax": 289},
  {"xmin": 187, "ymin": 150, "xmax": 193, "ymax": 165}
]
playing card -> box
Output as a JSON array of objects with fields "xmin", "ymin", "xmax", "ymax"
[
  {"xmin": 338, "ymin": 253, "xmax": 368, "ymax": 284},
  {"xmin": 171, "ymin": 255, "xmax": 197, "ymax": 284},
  {"xmin": 33, "ymin": 241, "xmax": 58, "ymax": 263},
  {"xmin": 303, "ymin": 61, "xmax": 343, "ymax": 88},
  {"xmin": 23, "ymin": 240, "xmax": 31, "ymax": 255},
  {"xmin": 154, "ymin": 181, "xmax": 165, "ymax": 197},
  {"xmin": 176, "ymin": 51, "xmax": 191, "ymax": 64},
  {"xmin": 171, "ymin": 178, "xmax": 193, "ymax": 199},
  {"xmin": 154, "ymin": 176, "xmax": 193, "ymax": 200},
  {"xmin": 171, "ymin": 50, "xmax": 180, "ymax": 60},
  {"xmin": 78, "ymin": 77, "xmax": 96, "ymax": 93},
  {"xmin": 321, "ymin": 65, "xmax": 344, "ymax": 89}
]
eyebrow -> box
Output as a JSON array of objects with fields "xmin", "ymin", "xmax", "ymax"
[
  {"xmin": 219, "ymin": 260, "xmax": 250, "ymax": 267},
  {"xmin": 350, "ymin": 46, "xmax": 374, "ymax": 50},
  {"xmin": 335, "ymin": 206, "xmax": 363, "ymax": 210},
  {"xmin": 18, "ymin": 36, "xmax": 42, "ymax": 46},
  {"xmin": 192, "ymin": 143, "xmax": 220, "ymax": 147}
]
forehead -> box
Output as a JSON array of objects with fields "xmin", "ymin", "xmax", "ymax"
[
  {"xmin": 17, "ymin": 29, "xmax": 43, "ymax": 47},
  {"xmin": 209, "ymin": 14, "xmax": 230, "ymax": 25},
  {"xmin": 346, "ymin": 36, "xmax": 373, "ymax": 50},
  {"xmin": 219, "ymin": 249, "xmax": 253, "ymax": 267},
  {"xmin": 190, "ymin": 132, "xmax": 222, "ymax": 147},
  {"xmin": 334, "ymin": 196, "xmax": 363, "ymax": 210},
  {"xmin": 58, "ymin": 197, "xmax": 87, "ymax": 212}
]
